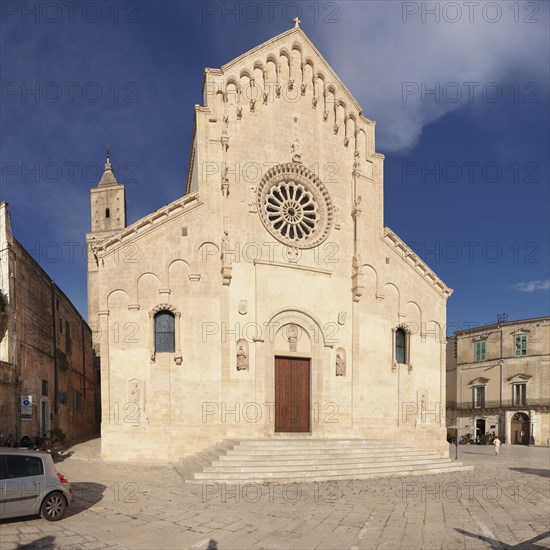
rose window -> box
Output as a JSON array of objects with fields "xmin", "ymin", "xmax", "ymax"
[
  {"xmin": 266, "ymin": 182, "xmax": 318, "ymax": 241},
  {"xmin": 257, "ymin": 163, "xmax": 333, "ymax": 249}
]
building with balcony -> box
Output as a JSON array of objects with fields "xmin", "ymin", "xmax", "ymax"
[{"xmin": 446, "ymin": 316, "xmax": 550, "ymax": 445}]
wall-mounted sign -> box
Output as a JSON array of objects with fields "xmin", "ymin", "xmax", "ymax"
[{"xmin": 20, "ymin": 395, "xmax": 32, "ymax": 420}]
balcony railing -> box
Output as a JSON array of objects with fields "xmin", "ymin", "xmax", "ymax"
[{"xmin": 446, "ymin": 398, "xmax": 550, "ymax": 411}]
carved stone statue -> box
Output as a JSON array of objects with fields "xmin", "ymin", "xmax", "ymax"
[
  {"xmin": 287, "ymin": 324, "xmax": 299, "ymax": 351},
  {"xmin": 237, "ymin": 345, "xmax": 248, "ymax": 371},
  {"xmin": 352, "ymin": 253, "xmax": 362, "ymax": 274},
  {"xmin": 291, "ymin": 139, "xmax": 302, "ymax": 163},
  {"xmin": 221, "ymin": 231, "xmax": 230, "ymax": 253},
  {"xmin": 353, "ymin": 149, "xmax": 361, "ymax": 173},
  {"xmin": 336, "ymin": 353, "xmax": 345, "ymax": 376},
  {"xmin": 417, "ymin": 390, "xmax": 429, "ymax": 425},
  {"xmin": 128, "ymin": 378, "xmax": 145, "ymax": 418},
  {"xmin": 129, "ymin": 381, "xmax": 141, "ymax": 405}
]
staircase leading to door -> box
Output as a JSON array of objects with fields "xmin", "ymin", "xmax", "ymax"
[{"xmin": 177, "ymin": 439, "xmax": 472, "ymax": 483}]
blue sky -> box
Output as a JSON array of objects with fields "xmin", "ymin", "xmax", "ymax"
[{"xmin": 1, "ymin": 0, "xmax": 548, "ymax": 332}]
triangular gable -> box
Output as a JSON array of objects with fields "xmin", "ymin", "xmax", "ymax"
[
  {"xmin": 468, "ymin": 377, "xmax": 489, "ymax": 385},
  {"xmin": 507, "ymin": 374, "xmax": 531, "ymax": 383}
]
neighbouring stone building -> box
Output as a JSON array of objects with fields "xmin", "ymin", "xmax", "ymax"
[
  {"xmin": 0, "ymin": 202, "xmax": 99, "ymax": 444},
  {"xmin": 87, "ymin": 24, "xmax": 453, "ymax": 462},
  {"xmin": 446, "ymin": 316, "xmax": 550, "ymax": 445}
]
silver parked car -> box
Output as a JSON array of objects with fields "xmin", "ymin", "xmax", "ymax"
[{"xmin": 0, "ymin": 448, "xmax": 73, "ymax": 521}]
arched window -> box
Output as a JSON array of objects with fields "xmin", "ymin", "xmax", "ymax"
[
  {"xmin": 395, "ymin": 328, "xmax": 406, "ymax": 364},
  {"xmin": 154, "ymin": 311, "xmax": 175, "ymax": 353}
]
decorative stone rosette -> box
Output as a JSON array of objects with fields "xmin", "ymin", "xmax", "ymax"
[{"xmin": 257, "ymin": 163, "xmax": 333, "ymax": 249}]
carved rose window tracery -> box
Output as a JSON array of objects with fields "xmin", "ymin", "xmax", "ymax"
[
  {"xmin": 266, "ymin": 182, "xmax": 318, "ymax": 240},
  {"xmin": 257, "ymin": 163, "xmax": 333, "ymax": 249}
]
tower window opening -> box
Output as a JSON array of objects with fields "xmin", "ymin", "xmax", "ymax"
[{"xmin": 105, "ymin": 208, "xmax": 110, "ymax": 218}]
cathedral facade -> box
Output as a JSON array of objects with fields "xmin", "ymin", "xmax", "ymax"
[{"xmin": 87, "ymin": 26, "xmax": 452, "ymax": 461}]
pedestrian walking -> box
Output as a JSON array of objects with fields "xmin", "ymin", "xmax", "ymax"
[{"xmin": 493, "ymin": 436, "xmax": 501, "ymax": 456}]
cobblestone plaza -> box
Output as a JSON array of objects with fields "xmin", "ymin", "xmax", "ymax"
[{"xmin": 1, "ymin": 438, "xmax": 548, "ymax": 549}]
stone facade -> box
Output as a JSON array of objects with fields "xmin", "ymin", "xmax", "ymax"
[
  {"xmin": 87, "ymin": 26, "xmax": 452, "ymax": 461},
  {"xmin": 0, "ymin": 202, "xmax": 99, "ymax": 444},
  {"xmin": 446, "ymin": 316, "xmax": 550, "ymax": 445}
]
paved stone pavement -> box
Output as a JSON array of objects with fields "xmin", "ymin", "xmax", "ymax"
[{"xmin": 1, "ymin": 439, "xmax": 548, "ymax": 549}]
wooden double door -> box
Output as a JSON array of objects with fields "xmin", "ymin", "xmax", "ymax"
[{"xmin": 274, "ymin": 357, "xmax": 310, "ymax": 433}]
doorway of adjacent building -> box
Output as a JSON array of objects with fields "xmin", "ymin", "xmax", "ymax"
[
  {"xmin": 274, "ymin": 357, "xmax": 310, "ymax": 432},
  {"xmin": 511, "ymin": 412, "xmax": 530, "ymax": 445},
  {"xmin": 40, "ymin": 399, "xmax": 50, "ymax": 437},
  {"xmin": 476, "ymin": 418, "xmax": 486, "ymax": 438}
]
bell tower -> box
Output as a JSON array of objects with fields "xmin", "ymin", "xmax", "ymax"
[
  {"xmin": 89, "ymin": 146, "xmax": 126, "ymax": 235},
  {"xmin": 86, "ymin": 146, "xmax": 127, "ymax": 351}
]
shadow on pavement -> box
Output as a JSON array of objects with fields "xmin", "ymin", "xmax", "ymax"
[
  {"xmin": 508, "ymin": 467, "xmax": 550, "ymax": 478},
  {"xmin": 52, "ymin": 450, "xmax": 73, "ymax": 463},
  {"xmin": 456, "ymin": 528, "xmax": 550, "ymax": 549},
  {"xmin": 0, "ymin": 483, "xmax": 105, "ymax": 524},
  {"xmin": 67, "ymin": 481, "xmax": 108, "ymax": 516},
  {"xmin": 16, "ymin": 535, "xmax": 56, "ymax": 549}
]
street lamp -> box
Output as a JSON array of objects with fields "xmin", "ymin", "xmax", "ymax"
[{"xmin": 449, "ymin": 425, "xmax": 458, "ymax": 460}]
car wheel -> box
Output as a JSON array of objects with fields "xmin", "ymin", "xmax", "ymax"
[{"xmin": 40, "ymin": 492, "xmax": 67, "ymax": 521}]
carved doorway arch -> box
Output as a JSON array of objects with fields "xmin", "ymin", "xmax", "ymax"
[{"xmin": 511, "ymin": 412, "xmax": 530, "ymax": 445}]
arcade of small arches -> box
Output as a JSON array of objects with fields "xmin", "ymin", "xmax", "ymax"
[{"xmin": 209, "ymin": 39, "xmax": 375, "ymax": 162}]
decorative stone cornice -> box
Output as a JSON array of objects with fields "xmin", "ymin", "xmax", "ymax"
[
  {"xmin": 97, "ymin": 192, "xmax": 202, "ymax": 254},
  {"xmin": 507, "ymin": 374, "xmax": 532, "ymax": 382},
  {"xmin": 383, "ymin": 227, "xmax": 452, "ymax": 298},
  {"xmin": 469, "ymin": 377, "xmax": 489, "ymax": 385}
]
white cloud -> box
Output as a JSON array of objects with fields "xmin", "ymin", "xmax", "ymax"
[
  {"xmin": 310, "ymin": 1, "xmax": 549, "ymax": 151},
  {"xmin": 514, "ymin": 280, "xmax": 550, "ymax": 292}
]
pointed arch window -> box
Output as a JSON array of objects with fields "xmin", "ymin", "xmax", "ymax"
[{"xmin": 154, "ymin": 311, "xmax": 175, "ymax": 353}]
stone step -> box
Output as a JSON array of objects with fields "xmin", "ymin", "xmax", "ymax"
[
  {"xmin": 191, "ymin": 462, "xmax": 472, "ymax": 482},
  {"xmin": 203, "ymin": 457, "xmax": 453, "ymax": 473},
  {"xmin": 215, "ymin": 453, "xmax": 443, "ymax": 466},
  {"xmin": 231, "ymin": 439, "xmax": 395, "ymax": 447},
  {"xmin": 178, "ymin": 438, "xmax": 473, "ymax": 483},
  {"xmin": 223, "ymin": 448, "xmax": 432, "ymax": 458}
]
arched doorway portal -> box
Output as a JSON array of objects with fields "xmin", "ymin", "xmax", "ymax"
[
  {"xmin": 263, "ymin": 308, "xmax": 329, "ymax": 437},
  {"xmin": 476, "ymin": 418, "xmax": 486, "ymax": 439},
  {"xmin": 511, "ymin": 412, "xmax": 530, "ymax": 445}
]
